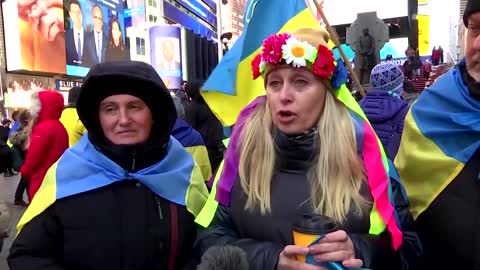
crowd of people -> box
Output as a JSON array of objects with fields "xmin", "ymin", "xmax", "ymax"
[{"xmin": 0, "ymin": 0, "xmax": 478, "ymax": 269}]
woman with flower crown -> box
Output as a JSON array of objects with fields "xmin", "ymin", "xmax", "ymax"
[{"xmin": 195, "ymin": 28, "xmax": 421, "ymax": 270}]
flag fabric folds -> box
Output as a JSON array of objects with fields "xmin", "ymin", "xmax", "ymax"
[
  {"xmin": 17, "ymin": 134, "xmax": 210, "ymax": 233},
  {"xmin": 395, "ymin": 61, "xmax": 480, "ymax": 220},
  {"xmin": 201, "ymin": 0, "xmax": 321, "ymax": 126},
  {"xmin": 172, "ymin": 119, "xmax": 212, "ymax": 181}
]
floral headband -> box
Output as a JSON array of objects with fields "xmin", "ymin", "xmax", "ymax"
[{"xmin": 251, "ymin": 33, "xmax": 348, "ymax": 89}]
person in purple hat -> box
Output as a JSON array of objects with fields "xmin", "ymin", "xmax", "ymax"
[{"xmin": 360, "ymin": 62, "xmax": 409, "ymax": 160}]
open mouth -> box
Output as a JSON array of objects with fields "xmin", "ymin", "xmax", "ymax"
[{"xmin": 277, "ymin": 110, "xmax": 296, "ymax": 123}]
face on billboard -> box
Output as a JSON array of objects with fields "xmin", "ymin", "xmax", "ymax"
[
  {"xmin": 92, "ymin": 5, "xmax": 103, "ymax": 32},
  {"xmin": 69, "ymin": 2, "xmax": 83, "ymax": 30},
  {"xmin": 111, "ymin": 20, "xmax": 121, "ymax": 44}
]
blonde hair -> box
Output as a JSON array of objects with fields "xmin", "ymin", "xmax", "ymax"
[{"xmin": 238, "ymin": 85, "xmax": 369, "ymax": 224}]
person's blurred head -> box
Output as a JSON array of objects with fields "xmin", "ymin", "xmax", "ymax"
[
  {"xmin": 11, "ymin": 110, "xmax": 19, "ymax": 121},
  {"xmin": 185, "ymin": 80, "xmax": 204, "ymax": 101},
  {"xmin": 69, "ymin": 0, "xmax": 83, "ymax": 31},
  {"xmin": 370, "ymin": 62, "xmax": 405, "ymax": 99},
  {"xmin": 68, "ymin": 86, "xmax": 82, "ymax": 106},
  {"xmin": 18, "ymin": 109, "xmax": 30, "ymax": 127},
  {"xmin": 92, "ymin": 5, "xmax": 104, "ymax": 33},
  {"xmin": 241, "ymin": 28, "xmax": 367, "ymax": 223},
  {"xmin": 464, "ymin": 0, "xmax": 480, "ymax": 82}
]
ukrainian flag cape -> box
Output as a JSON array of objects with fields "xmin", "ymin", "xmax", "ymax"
[
  {"xmin": 17, "ymin": 134, "xmax": 210, "ymax": 233},
  {"xmin": 201, "ymin": 0, "xmax": 333, "ymax": 126},
  {"xmin": 395, "ymin": 60, "xmax": 480, "ymax": 220},
  {"xmin": 197, "ymin": 86, "xmax": 405, "ymax": 250}
]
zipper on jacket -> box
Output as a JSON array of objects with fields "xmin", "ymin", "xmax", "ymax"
[
  {"xmin": 131, "ymin": 149, "xmax": 136, "ymax": 171},
  {"xmin": 156, "ymin": 197, "xmax": 163, "ymax": 220}
]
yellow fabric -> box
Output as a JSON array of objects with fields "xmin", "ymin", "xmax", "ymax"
[
  {"xmin": 17, "ymin": 162, "xmax": 58, "ymax": 234},
  {"xmin": 195, "ymin": 160, "xmax": 223, "ymax": 228},
  {"xmin": 60, "ymin": 108, "xmax": 86, "ymax": 147},
  {"xmin": 369, "ymin": 204, "xmax": 386, "ymax": 235},
  {"xmin": 185, "ymin": 145, "xmax": 212, "ymax": 181},
  {"xmin": 394, "ymin": 111, "xmax": 464, "ymax": 220},
  {"xmin": 186, "ymin": 162, "xmax": 210, "ymax": 222},
  {"xmin": 202, "ymin": 9, "xmax": 321, "ymax": 126},
  {"xmin": 195, "ymin": 138, "xmax": 229, "ymax": 227}
]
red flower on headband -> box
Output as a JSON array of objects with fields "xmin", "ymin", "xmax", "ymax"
[
  {"xmin": 261, "ymin": 33, "xmax": 290, "ymax": 64},
  {"xmin": 312, "ymin": 45, "xmax": 336, "ymax": 80},
  {"xmin": 252, "ymin": 54, "xmax": 262, "ymax": 79}
]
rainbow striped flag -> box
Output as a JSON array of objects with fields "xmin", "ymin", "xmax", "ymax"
[
  {"xmin": 201, "ymin": 0, "xmax": 324, "ymax": 126},
  {"xmin": 395, "ymin": 61, "xmax": 480, "ymax": 220},
  {"xmin": 17, "ymin": 134, "xmax": 210, "ymax": 233}
]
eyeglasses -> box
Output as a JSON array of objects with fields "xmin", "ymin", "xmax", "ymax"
[{"xmin": 93, "ymin": 16, "xmax": 103, "ymax": 21}]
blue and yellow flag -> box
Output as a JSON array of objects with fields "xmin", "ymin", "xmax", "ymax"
[
  {"xmin": 17, "ymin": 134, "xmax": 210, "ymax": 233},
  {"xmin": 201, "ymin": 0, "xmax": 323, "ymax": 126},
  {"xmin": 395, "ymin": 60, "xmax": 480, "ymax": 220},
  {"xmin": 172, "ymin": 119, "xmax": 212, "ymax": 181}
]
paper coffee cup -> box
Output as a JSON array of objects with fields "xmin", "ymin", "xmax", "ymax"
[{"xmin": 292, "ymin": 214, "xmax": 338, "ymax": 262}]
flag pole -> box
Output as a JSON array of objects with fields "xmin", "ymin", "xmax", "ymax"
[{"xmin": 312, "ymin": 0, "xmax": 366, "ymax": 97}]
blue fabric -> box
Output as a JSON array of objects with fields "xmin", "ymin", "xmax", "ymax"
[
  {"xmin": 172, "ymin": 119, "xmax": 205, "ymax": 147},
  {"xmin": 55, "ymin": 134, "xmax": 194, "ymax": 205},
  {"xmin": 412, "ymin": 60, "xmax": 480, "ymax": 164},
  {"xmin": 8, "ymin": 121, "xmax": 20, "ymax": 137},
  {"xmin": 202, "ymin": 0, "xmax": 309, "ymax": 96},
  {"xmin": 360, "ymin": 91, "xmax": 409, "ymax": 160}
]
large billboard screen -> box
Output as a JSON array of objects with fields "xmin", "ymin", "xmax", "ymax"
[
  {"xmin": 2, "ymin": 0, "xmax": 128, "ymax": 77},
  {"xmin": 64, "ymin": 0, "xmax": 128, "ymax": 76},
  {"xmin": 2, "ymin": 0, "xmax": 66, "ymax": 73}
]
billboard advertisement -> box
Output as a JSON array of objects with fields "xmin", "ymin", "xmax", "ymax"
[
  {"xmin": 2, "ymin": 0, "xmax": 128, "ymax": 76},
  {"xmin": 124, "ymin": 0, "xmax": 145, "ymax": 28},
  {"xmin": 64, "ymin": 0, "xmax": 128, "ymax": 76},
  {"xmin": 417, "ymin": 15, "xmax": 430, "ymax": 56},
  {"xmin": 2, "ymin": 0, "xmax": 66, "ymax": 73},
  {"xmin": 150, "ymin": 25, "xmax": 182, "ymax": 90}
]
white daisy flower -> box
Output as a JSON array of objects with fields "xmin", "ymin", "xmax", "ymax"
[
  {"xmin": 282, "ymin": 37, "xmax": 317, "ymax": 68},
  {"xmin": 259, "ymin": 61, "xmax": 266, "ymax": 72}
]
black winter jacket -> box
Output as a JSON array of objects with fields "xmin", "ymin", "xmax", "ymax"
[
  {"xmin": 195, "ymin": 130, "xmax": 421, "ymax": 270},
  {"xmin": 8, "ymin": 180, "xmax": 199, "ymax": 270}
]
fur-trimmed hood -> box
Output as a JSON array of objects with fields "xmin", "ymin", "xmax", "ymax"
[{"xmin": 29, "ymin": 90, "xmax": 65, "ymax": 123}]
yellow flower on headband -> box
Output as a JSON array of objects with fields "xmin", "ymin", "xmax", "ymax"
[{"xmin": 281, "ymin": 37, "xmax": 317, "ymax": 68}]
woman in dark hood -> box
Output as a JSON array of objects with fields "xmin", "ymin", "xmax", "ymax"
[{"xmin": 8, "ymin": 61, "xmax": 209, "ymax": 270}]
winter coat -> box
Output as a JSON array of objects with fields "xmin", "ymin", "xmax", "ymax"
[
  {"xmin": 195, "ymin": 131, "xmax": 421, "ymax": 270},
  {"xmin": 20, "ymin": 91, "xmax": 68, "ymax": 199},
  {"xmin": 8, "ymin": 180, "xmax": 199, "ymax": 270},
  {"xmin": 59, "ymin": 106, "xmax": 86, "ymax": 147},
  {"xmin": 360, "ymin": 91, "xmax": 409, "ymax": 160}
]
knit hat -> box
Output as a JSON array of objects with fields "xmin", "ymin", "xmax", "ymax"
[
  {"xmin": 77, "ymin": 61, "xmax": 176, "ymax": 148},
  {"xmin": 251, "ymin": 28, "xmax": 348, "ymax": 90},
  {"xmin": 370, "ymin": 62, "xmax": 405, "ymax": 98},
  {"xmin": 464, "ymin": 0, "xmax": 480, "ymax": 27}
]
